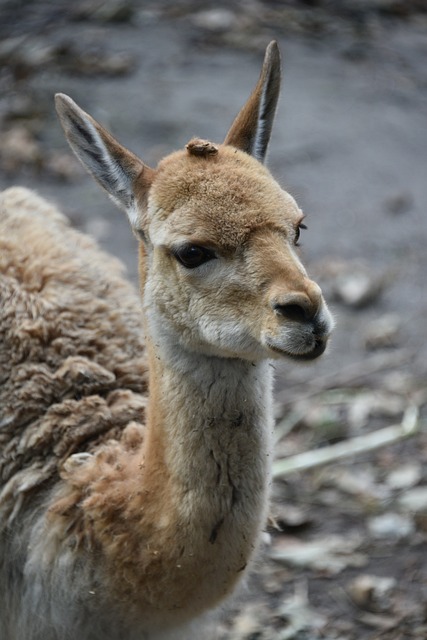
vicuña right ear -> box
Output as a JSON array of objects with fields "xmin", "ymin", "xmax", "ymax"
[{"xmin": 55, "ymin": 93, "xmax": 155, "ymax": 229}]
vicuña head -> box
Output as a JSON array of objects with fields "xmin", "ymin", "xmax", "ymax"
[{"xmin": 55, "ymin": 41, "xmax": 332, "ymax": 367}]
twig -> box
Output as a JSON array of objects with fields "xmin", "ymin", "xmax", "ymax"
[{"xmin": 273, "ymin": 406, "xmax": 421, "ymax": 479}]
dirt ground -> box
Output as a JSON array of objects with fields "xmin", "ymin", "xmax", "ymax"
[{"xmin": 1, "ymin": 1, "xmax": 427, "ymax": 638}]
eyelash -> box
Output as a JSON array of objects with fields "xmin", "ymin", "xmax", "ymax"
[{"xmin": 295, "ymin": 222, "xmax": 307, "ymax": 246}]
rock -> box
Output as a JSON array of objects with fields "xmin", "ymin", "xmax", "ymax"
[
  {"xmin": 363, "ymin": 314, "xmax": 401, "ymax": 350},
  {"xmin": 333, "ymin": 268, "xmax": 385, "ymax": 308},
  {"xmin": 191, "ymin": 9, "xmax": 238, "ymax": 32},
  {"xmin": 316, "ymin": 259, "xmax": 388, "ymax": 309}
]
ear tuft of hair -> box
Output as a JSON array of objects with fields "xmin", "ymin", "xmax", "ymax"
[{"xmin": 186, "ymin": 139, "xmax": 219, "ymax": 158}]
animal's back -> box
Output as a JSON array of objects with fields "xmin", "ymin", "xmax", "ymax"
[{"xmin": 0, "ymin": 187, "xmax": 148, "ymax": 638}]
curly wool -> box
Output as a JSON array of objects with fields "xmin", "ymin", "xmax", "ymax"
[{"xmin": 0, "ymin": 187, "xmax": 148, "ymax": 524}]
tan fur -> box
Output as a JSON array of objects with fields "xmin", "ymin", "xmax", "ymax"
[{"xmin": 1, "ymin": 43, "xmax": 333, "ymax": 640}]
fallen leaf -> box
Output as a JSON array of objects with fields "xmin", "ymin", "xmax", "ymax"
[
  {"xmin": 398, "ymin": 487, "xmax": 427, "ymax": 513},
  {"xmin": 277, "ymin": 582, "xmax": 326, "ymax": 640},
  {"xmin": 272, "ymin": 504, "xmax": 312, "ymax": 532},
  {"xmin": 386, "ymin": 463, "xmax": 422, "ymax": 490},
  {"xmin": 270, "ymin": 533, "xmax": 367, "ymax": 574},
  {"xmin": 228, "ymin": 603, "xmax": 266, "ymax": 639},
  {"xmin": 358, "ymin": 612, "xmax": 402, "ymax": 630},
  {"xmin": 348, "ymin": 391, "xmax": 405, "ymax": 431},
  {"xmin": 368, "ymin": 512, "xmax": 415, "ymax": 540},
  {"xmin": 347, "ymin": 574, "xmax": 396, "ymax": 611}
]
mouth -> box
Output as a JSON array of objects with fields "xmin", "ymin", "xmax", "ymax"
[{"xmin": 266, "ymin": 337, "xmax": 328, "ymax": 361}]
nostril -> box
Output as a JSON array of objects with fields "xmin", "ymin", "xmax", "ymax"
[{"xmin": 274, "ymin": 303, "xmax": 309, "ymax": 323}]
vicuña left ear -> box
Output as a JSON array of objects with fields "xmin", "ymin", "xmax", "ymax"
[
  {"xmin": 55, "ymin": 93, "xmax": 155, "ymax": 228},
  {"xmin": 224, "ymin": 41, "xmax": 281, "ymax": 163}
]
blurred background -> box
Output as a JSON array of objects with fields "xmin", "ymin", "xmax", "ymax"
[{"xmin": 1, "ymin": 1, "xmax": 427, "ymax": 638}]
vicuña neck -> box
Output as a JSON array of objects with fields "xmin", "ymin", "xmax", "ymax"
[
  {"xmin": 145, "ymin": 333, "xmax": 273, "ymax": 486},
  {"xmin": 137, "ymin": 317, "xmax": 274, "ymax": 620}
]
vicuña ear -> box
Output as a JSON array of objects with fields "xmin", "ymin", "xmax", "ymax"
[
  {"xmin": 224, "ymin": 41, "xmax": 281, "ymax": 163},
  {"xmin": 55, "ymin": 93, "xmax": 155, "ymax": 229}
]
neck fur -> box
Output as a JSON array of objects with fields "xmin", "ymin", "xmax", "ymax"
[
  {"xmin": 144, "ymin": 308, "xmax": 274, "ymax": 496},
  {"xmin": 143, "ymin": 306, "xmax": 273, "ymax": 554}
]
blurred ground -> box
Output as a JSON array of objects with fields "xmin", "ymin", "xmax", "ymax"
[{"xmin": 1, "ymin": 1, "xmax": 427, "ymax": 638}]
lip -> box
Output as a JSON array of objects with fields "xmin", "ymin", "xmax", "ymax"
[{"xmin": 266, "ymin": 337, "xmax": 328, "ymax": 361}]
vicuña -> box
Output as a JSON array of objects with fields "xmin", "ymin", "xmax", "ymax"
[{"xmin": 0, "ymin": 42, "xmax": 333, "ymax": 639}]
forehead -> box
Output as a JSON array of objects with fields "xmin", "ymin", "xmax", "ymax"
[{"xmin": 146, "ymin": 145, "xmax": 301, "ymax": 249}]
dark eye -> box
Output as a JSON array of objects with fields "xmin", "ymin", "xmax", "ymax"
[
  {"xmin": 295, "ymin": 222, "xmax": 307, "ymax": 246},
  {"xmin": 173, "ymin": 244, "xmax": 216, "ymax": 269}
]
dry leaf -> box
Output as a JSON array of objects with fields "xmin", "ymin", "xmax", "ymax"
[
  {"xmin": 270, "ymin": 533, "xmax": 367, "ymax": 574},
  {"xmin": 398, "ymin": 487, "xmax": 427, "ymax": 513},
  {"xmin": 347, "ymin": 574, "xmax": 396, "ymax": 611},
  {"xmin": 368, "ymin": 512, "xmax": 415, "ymax": 540},
  {"xmin": 386, "ymin": 463, "xmax": 422, "ymax": 490},
  {"xmin": 277, "ymin": 582, "xmax": 327, "ymax": 640}
]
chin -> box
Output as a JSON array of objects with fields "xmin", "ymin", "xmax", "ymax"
[{"xmin": 265, "ymin": 337, "xmax": 328, "ymax": 362}]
